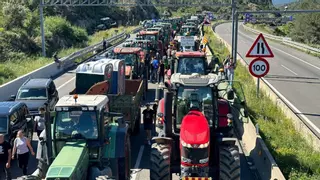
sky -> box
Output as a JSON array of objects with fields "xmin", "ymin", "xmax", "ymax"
[{"xmin": 272, "ymin": 0, "xmax": 298, "ymax": 5}]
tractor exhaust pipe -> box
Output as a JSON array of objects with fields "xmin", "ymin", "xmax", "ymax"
[{"xmin": 164, "ymin": 92, "xmax": 173, "ymax": 137}]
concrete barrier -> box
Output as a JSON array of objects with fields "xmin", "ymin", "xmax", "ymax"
[
  {"xmin": 210, "ymin": 26, "xmax": 286, "ymax": 180},
  {"xmin": 0, "ymin": 27, "xmax": 142, "ymax": 101}
]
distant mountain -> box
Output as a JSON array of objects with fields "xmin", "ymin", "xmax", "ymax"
[{"xmin": 272, "ymin": 0, "xmax": 298, "ymax": 5}]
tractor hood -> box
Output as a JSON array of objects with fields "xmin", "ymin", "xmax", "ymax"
[
  {"xmin": 180, "ymin": 110, "xmax": 210, "ymax": 145},
  {"xmin": 46, "ymin": 141, "xmax": 89, "ymax": 179}
]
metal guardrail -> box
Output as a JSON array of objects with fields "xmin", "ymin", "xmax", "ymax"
[
  {"xmin": 59, "ymin": 26, "xmax": 143, "ymax": 63},
  {"xmin": 243, "ymin": 24, "xmax": 320, "ymax": 54}
]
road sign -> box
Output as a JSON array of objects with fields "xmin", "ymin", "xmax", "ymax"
[
  {"xmin": 249, "ymin": 57, "xmax": 270, "ymax": 78},
  {"xmin": 181, "ymin": 36, "xmax": 195, "ymax": 47},
  {"xmin": 246, "ymin": 33, "xmax": 274, "ymax": 58}
]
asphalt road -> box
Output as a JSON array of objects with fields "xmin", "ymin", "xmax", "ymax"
[
  {"xmin": 9, "ymin": 33, "xmax": 255, "ymax": 180},
  {"xmin": 216, "ymin": 23, "xmax": 320, "ymax": 137}
]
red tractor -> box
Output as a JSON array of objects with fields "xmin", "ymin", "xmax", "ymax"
[{"xmin": 151, "ymin": 73, "xmax": 242, "ymax": 180}]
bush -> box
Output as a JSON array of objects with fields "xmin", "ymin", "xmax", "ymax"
[{"xmin": 44, "ymin": 16, "xmax": 88, "ymax": 56}]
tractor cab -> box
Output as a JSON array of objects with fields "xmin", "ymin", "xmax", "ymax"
[
  {"xmin": 113, "ymin": 47, "xmax": 145, "ymax": 79},
  {"xmin": 45, "ymin": 94, "xmax": 129, "ymax": 179},
  {"xmin": 138, "ymin": 30, "xmax": 164, "ymax": 57},
  {"xmin": 179, "ymin": 25, "xmax": 198, "ymax": 36},
  {"xmin": 173, "ymin": 36, "xmax": 200, "ymax": 52},
  {"xmin": 130, "ymin": 39, "xmax": 152, "ymax": 52},
  {"xmin": 171, "ymin": 51, "xmax": 207, "ymax": 75},
  {"xmin": 186, "ymin": 18, "xmax": 200, "ymax": 26}
]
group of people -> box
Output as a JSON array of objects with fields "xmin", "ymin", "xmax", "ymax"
[
  {"xmin": 223, "ymin": 55, "xmax": 236, "ymax": 86},
  {"xmin": 0, "ymin": 107, "xmax": 45, "ymax": 179}
]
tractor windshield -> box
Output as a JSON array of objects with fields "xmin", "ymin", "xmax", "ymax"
[
  {"xmin": 176, "ymin": 86, "xmax": 213, "ymax": 128},
  {"xmin": 116, "ymin": 53, "xmax": 138, "ymax": 66},
  {"xmin": 143, "ymin": 35, "xmax": 157, "ymax": 41},
  {"xmin": 55, "ymin": 111, "xmax": 98, "ymax": 140},
  {"xmin": 0, "ymin": 116, "xmax": 8, "ymax": 133},
  {"xmin": 177, "ymin": 57, "xmax": 205, "ymax": 74}
]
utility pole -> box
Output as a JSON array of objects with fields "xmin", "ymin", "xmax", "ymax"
[
  {"xmin": 231, "ymin": 0, "xmax": 236, "ymax": 64},
  {"xmin": 40, "ymin": 0, "xmax": 46, "ymax": 57}
]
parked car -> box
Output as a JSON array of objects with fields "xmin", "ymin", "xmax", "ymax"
[
  {"xmin": 0, "ymin": 101, "xmax": 34, "ymax": 145},
  {"xmin": 12, "ymin": 78, "xmax": 59, "ymax": 113}
]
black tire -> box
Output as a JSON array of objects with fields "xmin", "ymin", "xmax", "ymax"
[
  {"xmin": 131, "ymin": 109, "xmax": 141, "ymax": 136},
  {"xmin": 219, "ymin": 145, "xmax": 241, "ymax": 180},
  {"xmin": 118, "ymin": 135, "xmax": 131, "ymax": 180},
  {"xmin": 150, "ymin": 143, "xmax": 171, "ymax": 180}
]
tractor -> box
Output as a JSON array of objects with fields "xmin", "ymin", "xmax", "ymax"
[
  {"xmin": 138, "ymin": 30, "xmax": 164, "ymax": 58},
  {"xmin": 151, "ymin": 73, "xmax": 242, "ymax": 180},
  {"xmin": 20, "ymin": 95, "xmax": 131, "ymax": 180},
  {"xmin": 169, "ymin": 51, "xmax": 220, "ymax": 76}
]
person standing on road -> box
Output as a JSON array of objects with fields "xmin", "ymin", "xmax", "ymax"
[
  {"xmin": 143, "ymin": 104, "xmax": 154, "ymax": 145},
  {"xmin": 150, "ymin": 57, "xmax": 159, "ymax": 83},
  {"xmin": 0, "ymin": 134, "xmax": 12, "ymax": 180},
  {"xmin": 12, "ymin": 130, "xmax": 35, "ymax": 175},
  {"xmin": 103, "ymin": 38, "xmax": 107, "ymax": 50},
  {"xmin": 34, "ymin": 107, "xmax": 46, "ymax": 138},
  {"xmin": 224, "ymin": 56, "xmax": 235, "ymax": 86},
  {"xmin": 158, "ymin": 60, "xmax": 165, "ymax": 84}
]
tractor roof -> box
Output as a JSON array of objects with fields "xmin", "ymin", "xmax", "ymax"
[
  {"xmin": 56, "ymin": 95, "xmax": 108, "ymax": 108},
  {"xmin": 132, "ymin": 39, "xmax": 151, "ymax": 43},
  {"xmin": 139, "ymin": 31, "xmax": 159, "ymax": 35},
  {"xmin": 76, "ymin": 58, "xmax": 121, "ymax": 75},
  {"xmin": 170, "ymin": 73, "xmax": 219, "ymax": 86},
  {"xmin": 113, "ymin": 47, "xmax": 142, "ymax": 54},
  {"xmin": 176, "ymin": 51, "xmax": 205, "ymax": 58},
  {"xmin": 174, "ymin": 36, "xmax": 199, "ymax": 42},
  {"xmin": 147, "ymin": 27, "xmax": 162, "ymax": 31},
  {"xmin": 181, "ymin": 25, "xmax": 196, "ymax": 28}
]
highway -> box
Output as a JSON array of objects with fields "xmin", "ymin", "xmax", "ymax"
[
  {"xmin": 215, "ymin": 23, "xmax": 320, "ymax": 137},
  {"xmin": 9, "ymin": 34, "xmax": 255, "ymax": 179}
]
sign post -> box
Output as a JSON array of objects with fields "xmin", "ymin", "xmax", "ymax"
[{"xmin": 246, "ymin": 33, "xmax": 274, "ymax": 97}]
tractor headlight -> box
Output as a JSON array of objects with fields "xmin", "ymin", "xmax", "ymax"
[
  {"xmin": 181, "ymin": 139, "xmax": 192, "ymax": 148},
  {"xmin": 182, "ymin": 156, "xmax": 192, "ymax": 163},
  {"xmin": 199, "ymin": 157, "xmax": 209, "ymax": 164},
  {"xmin": 198, "ymin": 142, "xmax": 210, "ymax": 148}
]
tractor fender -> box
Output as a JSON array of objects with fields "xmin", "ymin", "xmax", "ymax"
[
  {"xmin": 103, "ymin": 124, "xmax": 130, "ymax": 158},
  {"xmin": 152, "ymin": 137, "xmax": 173, "ymax": 145},
  {"xmin": 221, "ymin": 137, "xmax": 239, "ymax": 147}
]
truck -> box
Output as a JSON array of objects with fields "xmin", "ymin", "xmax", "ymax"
[
  {"xmin": 20, "ymin": 94, "xmax": 131, "ymax": 180},
  {"xmin": 70, "ymin": 59, "xmax": 143, "ymax": 135}
]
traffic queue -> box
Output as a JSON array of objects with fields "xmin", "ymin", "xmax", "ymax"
[{"xmin": 0, "ymin": 13, "xmax": 214, "ymax": 180}]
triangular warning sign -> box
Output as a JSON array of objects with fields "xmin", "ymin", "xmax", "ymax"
[{"xmin": 246, "ymin": 33, "xmax": 274, "ymax": 58}]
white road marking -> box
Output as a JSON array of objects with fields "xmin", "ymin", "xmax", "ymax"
[
  {"xmin": 281, "ymin": 64, "xmax": 298, "ymax": 75},
  {"xmin": 234, "ymin": 29, "xmax": 320, "ymax": 135},
  {"xmin": 238, "ymin": 31, "xmax": 320, "ymax": 71},
  {"xmin": 131, "ymin": 145, "xmax": 145, "ymax": 180},
  {"xmin": 57, "ymin": 76, "xmax": 76, "ymax": 90}
]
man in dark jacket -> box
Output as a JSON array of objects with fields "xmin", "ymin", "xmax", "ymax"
[{"xmin": 0, "ymin": 134, "xmax": 12, "ymax": 180}]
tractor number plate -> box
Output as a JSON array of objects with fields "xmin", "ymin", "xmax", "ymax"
[{"xmin": 182, "ymin": 177, "xmax": 212, "ymax": 180}]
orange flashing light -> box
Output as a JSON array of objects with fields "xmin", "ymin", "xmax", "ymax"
[
  {"xmin": 219, "ymin": 68, "xmax": 224, "ymax": 72},
  {"xmin": 73, "ymin": 94, "xmax": 78, "ymax": 102}
]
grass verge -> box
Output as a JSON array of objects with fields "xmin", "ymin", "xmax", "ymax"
[
  {"xmin": 0, "ymin": 25, "xmax": 137, "ymax": 85},
  {"xmin": 205, "ymin": 25, "xmax": 320, "ymax": 180}
]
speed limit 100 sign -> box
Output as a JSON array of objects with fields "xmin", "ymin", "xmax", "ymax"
[{"xmin": 249, "ymin": 58, "xmax": 270, "ymax": 78}]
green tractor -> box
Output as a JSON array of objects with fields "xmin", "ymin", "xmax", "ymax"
[{"xmin": 20, "ymin": 95, "xmax": 131, "ymax": 180}]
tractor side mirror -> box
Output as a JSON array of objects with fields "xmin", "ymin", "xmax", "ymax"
[
  {"xmin": 10, "ymin": 95, "xmax": 16, "ymax": 101},
  {"xmin": 227, "ymin": 89, "xmax": 235, "ymax": 100}
]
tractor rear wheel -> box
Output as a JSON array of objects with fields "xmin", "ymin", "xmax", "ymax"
[
  {"xmin": 219, "ymin": 145, "xmax": 241, "ymax": 180},
  {"xmin": 150, "ymin": 143, "xmax": 171, "ymax": 180}
]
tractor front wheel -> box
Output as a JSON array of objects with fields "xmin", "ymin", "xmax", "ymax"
[
  {"xmin": 219, "ymin": 145, "xmax": 241, "ymax": 180},
  {"xmin": 150, "ymin": 143, "xmax": 171, "ymax": 180}
]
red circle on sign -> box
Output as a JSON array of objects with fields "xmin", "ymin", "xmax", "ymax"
[{"xmin": 249, "ymin": 57, "xmax": 270, "ymax": 78}]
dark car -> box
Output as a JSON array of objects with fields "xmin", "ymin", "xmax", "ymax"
[
  {"xmin": 12, "ymin": 78, "xmax": 59, "ymax": 113},
  {"xmin": 0, "ymin": 101, "xmax": 34, "ymax": 145}
]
